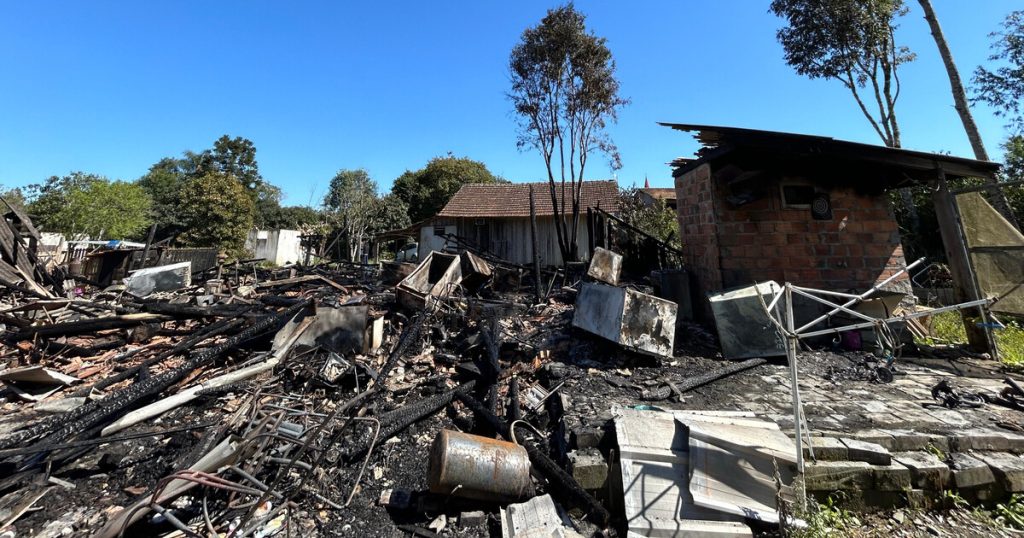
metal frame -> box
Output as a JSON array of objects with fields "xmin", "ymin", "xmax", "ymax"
[{"xmin": 757, "ymin": 257, "xmax": 998, "ymax": 472}]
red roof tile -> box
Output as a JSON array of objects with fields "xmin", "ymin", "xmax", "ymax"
[{"xmin": 437, "ymin": 180, "xmax": 620, "ymax": 218}]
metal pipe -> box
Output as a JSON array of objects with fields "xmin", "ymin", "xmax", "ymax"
[
  {"xmin": 785, "ymin": 284, "xmax": 806, "ymax": 473},
  {"xmin": 795, "ymin": 257, "xmax": 925, "ymax": 333},
  {"xmin": 798, "ymin": 298, "xmax": 992, "ymax": 339},
  {"xmin": 789, "ymin": 287, "xmax": 879, "ymax": 324}
]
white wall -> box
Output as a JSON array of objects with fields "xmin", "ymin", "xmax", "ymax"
[{"xmin": 247, "ymin": 229, "xmax": 304, "ymax": 266}]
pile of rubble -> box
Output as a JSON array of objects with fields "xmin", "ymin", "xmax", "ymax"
[{"xmin": 6, "ymin": 202, "xmax": 1024, "ymax": 537}]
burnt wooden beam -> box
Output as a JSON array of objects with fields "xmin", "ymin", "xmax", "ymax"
[{"xmin": 13, "ymin": 313, "xmax": 171, "ymax": 340}]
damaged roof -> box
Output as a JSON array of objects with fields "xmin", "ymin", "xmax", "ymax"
[
  {"xmin": 660, "ymin": 123, "xmax": 1001, "ymax": 182},
  {"xmin": 437, "ymin": 180, "xmax": 620, "ymax": 218}
]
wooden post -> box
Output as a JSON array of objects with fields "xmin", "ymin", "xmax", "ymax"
[
  {"xmin": 932, "ymin": 169, "xmax": 992, "ymax": 353},
  {"xmin": 139, "ymin": 224, "xmax": 157, "ymax": 271},
  {"xmin": 529, "ymin": 185, "xmax": 543, "ymax": 304},
  {"xmin": 586, "ymin": 207, "xmax": 595, "ymax": 258}
]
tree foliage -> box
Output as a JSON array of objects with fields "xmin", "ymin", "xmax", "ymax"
[
  {"xmin": 26, "ymin": 173, "xmax": 151, "ymax": 239},
  {"xmin": 391, "ymin": 155, "xmax": 505, "ymax": 222},
  {"xmin": 178, "ymin": 172, "xmax": 255, "ymax": 258},
  {"xmin": 973, "ymin": 11, "xmax": 1024, "ymax": 132},
  {"xmin": 616, "ymin": 188, "xmax": 680, "ymax": 249},
  {"xmin": 509, "ymin": 4, "xmax": 627, "ymax": 262},
  {"xmin": 137, "ymin": 158, "xmax": 190, "ymax": 238},
  {"xmin": 138, "ymin": 135, "xmax": 282, "ymax": 234},
  {"xmin": 324, "ymin": 169, "xmax": 379, "ymax": 261},
  {"xmin": 0, "ymin": 186, "xmax": 27, "ymax": 212},
  {"xmin": 261, "ymin": 205, "xmax": 323, "ymax": 231},
  {"xmin": 770, "ymin": 0, "xmax": 914, "ymax": 147},
  {"xmin": 369, "ymin": 194, "xmax": 412, "ymax": 235},
  {"xmin": 1001, "ymin": 135, "xmax": 1024, "ymax": 225}
]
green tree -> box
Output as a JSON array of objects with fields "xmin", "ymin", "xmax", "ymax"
[
  {"xmin": 139, "ymin": 135, "xmax": 288, "ymax": 233},
  {"xmin": 369, "ymin": 193, "xmax": 412, "ymax": 235},
  {"xmin": 178, "ymin": 172, "xmax": 255, "ymax": 258},
  {"xmin": 262, "ymin": 205, "xmax": 323, "ymax": 231},
  {"xmin": 137, "ymin": 157, "xmax": 189, "ymax": 238},
  {"xmin": 0, "ymin": 186, "xmax": 26, "ymax": 211},
  {"xmin": 770, "ymin": 0, "xmax": 914, "ymax": 146},
  {"xmin": 974, "ymin": 11, "xmax": 1024, "ymax": 132},
  {"xmin": 1001, "ymin": 135, "xmax": 1024, "ymax": 225},
  {"xmin": 391, "ymin": 155, "xmax": 505, "ymax": 222},
  {"xmin": 918, "ymin": 0, "xmax": 1018, "ymax": 229},
  {"xmin": 26, "ymin": 173, "xmax": 151, "ymax": 239},
  {"xmin": 324, "ymin": 169, "xmax": 379, "ymax": 261},
  {"xmin": 509, "ymin": 4, "xmax": 627, "ymax": 263},
  {"xmin": 771, "ymin": 0, "xmax": 923, "ymax": 239},
  {"xmin": 617, "ymin": 188, "xmax": 680, "ymax": 248}
]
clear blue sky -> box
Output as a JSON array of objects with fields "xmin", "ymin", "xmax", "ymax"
[{"xmin": 0, "ymin": 1, "xmax": 1018, "ymax": 206}]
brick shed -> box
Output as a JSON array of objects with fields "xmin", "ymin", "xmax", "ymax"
[{"xmin": 662, "ymin": 124, "xmax": 1001, "ymax": 318}]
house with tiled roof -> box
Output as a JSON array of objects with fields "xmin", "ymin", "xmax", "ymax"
[{"xmin": 417, "ymin": 180, "xmax": 620, "ymax": 266}]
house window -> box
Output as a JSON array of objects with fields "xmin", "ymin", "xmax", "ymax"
[
  {"xmin": 780, "ymin": 183, "xmax": 816, "ymax": 209},
  {"xmin": 433, "ymin": 224, "xmax": 446, "ymax": 236}
]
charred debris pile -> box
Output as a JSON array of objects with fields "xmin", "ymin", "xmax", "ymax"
[{"xmin": 0, "ymin": 204, "xmax": 752, "ymax": 537}]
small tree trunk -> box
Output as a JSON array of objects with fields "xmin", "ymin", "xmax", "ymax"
[{"xmin": 918, "ymin": 0, "xmax": 1020, "ymax": 229}]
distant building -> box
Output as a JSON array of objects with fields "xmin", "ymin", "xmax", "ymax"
[
  {"xmin": 638, "ymin": 187, "xmax": 677, "ymax": 211},
  {"xmin": 415, "ymin": 180, "xmax": 620, "ymax": 267},
  {"xmin": 247, "ymin": 229, "xmax": 304, "ymax": 266}
]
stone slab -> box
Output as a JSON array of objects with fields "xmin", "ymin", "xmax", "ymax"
[
  {"xmin": 949, "ymin": 429, "xmax": 1013, "ymax": 452},
  {"xmin": 805, "ymin": 437, "xmax": 848, "ymax": 461},
  {"xmin": 847, "ymin": 430, "xmax": 896, "ymax": 451},
  {"xmin": 893, "ymin": 452, "xmax": 951, "ymax": 491},
  {"xmin": 841, "ymin": 438, "xmax": 891, "ymax": 465},
  {"xmin": 978, "ymin": 452, "xmax": 1024, "ymax": 493},
  {"xmin": 870, "ymin": 461, "xmax": 912, "ymax": 492},
  {"xmin": 804, "ymin": 461, "xmax": 873, "ymax": 492},
  {"xmin": 950, "ymin": 452, "xmax": 997, "ymax": 489},
  {"xmin": 568, "ymin": 449, "xmax": 608, "ymax": 491},
  {"xmin": 886, "ymin": 431, "xmax": 932, "ymax": 452}
]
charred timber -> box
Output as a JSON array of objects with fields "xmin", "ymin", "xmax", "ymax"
[
  {"xmin": 0, "ymin": 299, "xmax": 312, "ymax": 455},
  {"xmin": 13, "ymin": 313, "xmax": 172, "ymax": 340}
]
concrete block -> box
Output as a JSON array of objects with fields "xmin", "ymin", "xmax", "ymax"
[
  {"xmin": 871, "ymin": 461, "xmax": 912, "ymax": 491},
  {"xmin": 1001, "ymin": 432, "xmax": 1024, "ymax": 454},
  {"xmin": 841, "ymin": 438, "xmax": 892, "ymax": 465},
  {"xmin": 804, "ymin": 461, "xmax": 873, "ymax": 492},
  {"xmin": 568, "ymin": 449, "xmax": 608, "ymax": 491},
  {"xmin": 886, "ymin": 430, "xmax": 931, "ymax": 452},
  {"xmin": 805, "ymin": 437, "xmax": 848, "ymax": 461},
  {"xmin": 571, "ymin": 426, "xmax": 608, "ymax": 450},
  {"xmin": 893, "ymin": 452, "xmax": 951, "ymax": 491},
  {"xmin": 950, "ymin": 452, "xmax": 997, "ymax": 489},
  {"xmin": 949, "ymin": 429, "xmax": 1013, "ymax": 452},
  {"xmin": 460, "ymin": 511, "xmax": 486, "ymax": 527},
  {"xmin": 979, "ymin": 452, "xmax": 1024, "ymax": 492},
  {"xmin": 926, "ymin": 434, "xmax": 950, "ymax": 454},
  {"xmin": 847, "ymin": 430, "xmax": 896, "ymax": 450}
]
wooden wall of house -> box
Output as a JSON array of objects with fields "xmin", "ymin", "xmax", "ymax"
[
  {"xmin": 418, "ymin": 216, "xmax": 592, "ymax": 266},
  {"xmin": 457, "ymin": 216, "xmax": 593, "ymax": 266}
]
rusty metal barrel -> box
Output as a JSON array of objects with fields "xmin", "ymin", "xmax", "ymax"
[{"xmin": 428, "ymin": 430, "xmax": 533, "ymax": 502}]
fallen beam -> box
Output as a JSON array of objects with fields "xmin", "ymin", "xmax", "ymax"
[{"xmin": 13, "ymin": 313, "xmax": 171, "ymax": 340}]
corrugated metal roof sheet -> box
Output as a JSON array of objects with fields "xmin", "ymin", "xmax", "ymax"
[{"xmin": 437, "ymin": 180, "xmax": 619, "ymax": 218}]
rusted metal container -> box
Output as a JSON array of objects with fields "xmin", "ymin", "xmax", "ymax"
[{"xmin": 428, "ymin": 430, "xmax": 533, "ymax": 502}]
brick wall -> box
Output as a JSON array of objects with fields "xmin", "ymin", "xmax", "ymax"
[
  {"xmin": 675, "ymin": 165, "xmax": 910, "ymax": 313},
  {"xmin": 674, "ymin": 163, "xmax": 723, "ymax": 304}
]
